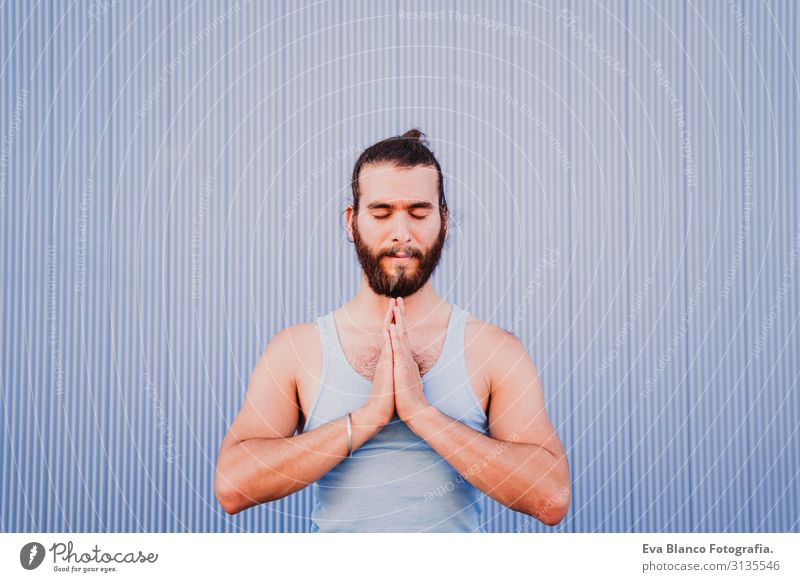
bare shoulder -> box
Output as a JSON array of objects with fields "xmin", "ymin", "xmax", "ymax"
[
  {"xmin": 249, "ymin": 322, "xmax": 318, "ymax": 385},
  {"xmin": 262, "ymin": 321, "xmax": 323, "ymax": 416},
  {"xmin": 277, "ymin": 321, "xmax": 320, "ymax": 349},
  {"xmin": 464, "ymin": 314, "xmax": 535, "ymax": 388},
  {"xmin": 465, "ymin": 314, "xmax": 526, "ymax": 357}
]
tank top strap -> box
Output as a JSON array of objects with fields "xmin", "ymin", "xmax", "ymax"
[
  {"xmin": 302, "ymin": 312, "xmax": 334, "ymax": 433},
  {"xmin": 316, "ymin": 311, "xmax": 336, "ymax": 358},
  {"xmin": 440, "ymin": 303, "xmax": 468, "ymax": 362}
]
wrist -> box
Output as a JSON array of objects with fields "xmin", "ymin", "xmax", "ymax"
[
  {"xmin": 351, "ymin": 405, "xmax": 388, "ymax": 445},
  {"xmin": 363, "ymin": 400, "xmax": 394, "ymax": 426},
  {"xmin": 397, "ymin": 393, "xmax": 431, "ymax": 423},
  {"xmin": 403, "ymin": 401, "xmax": 436, "ymax": 434}
]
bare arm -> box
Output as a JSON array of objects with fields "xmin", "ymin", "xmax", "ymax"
[
  {"xmin": 215, "ymin": 316, "xmax": 395, "ymax": 515},
  {"xmin": 215, "ymin": 405, "xmax": 380, "ymax": 514},
  {"xmin": 405, "ymin": 329, "xmax": 570, "ymax": 525}
]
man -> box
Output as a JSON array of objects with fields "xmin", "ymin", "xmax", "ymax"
[{"xmin": 215, "ymin": 129, "xmax": 570, "ymax": 532}]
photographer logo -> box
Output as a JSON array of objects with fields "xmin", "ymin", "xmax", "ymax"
[{"xmin": 20, "ymin": 542, "xmax": 46, "ymax": 570}]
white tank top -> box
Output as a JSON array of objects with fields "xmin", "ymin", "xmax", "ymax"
[{"xmin": 302, "ymin": 303, "xmax": 489, "ymax": 532}]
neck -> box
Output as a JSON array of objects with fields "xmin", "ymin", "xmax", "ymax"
[{"xmin": 344, "ymin": 276, "xmax": 447, "ymax": 330}]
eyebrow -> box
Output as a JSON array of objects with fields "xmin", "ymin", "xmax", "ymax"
[{"xmin": 366, "ymin": 201, "xmax": 435, "ymax": 211}]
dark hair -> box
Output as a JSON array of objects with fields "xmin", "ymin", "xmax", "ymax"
[{"xmin": 350, "ymin": 128, "xmax": 447, "ymax": 216}]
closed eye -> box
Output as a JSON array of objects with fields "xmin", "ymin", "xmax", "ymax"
[{"xmin": 373, "ymin": 214, "xmax": 428, "ymax": 220}]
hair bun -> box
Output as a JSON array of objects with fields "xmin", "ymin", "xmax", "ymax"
[{"xmin": 400, "ymin": 128, "xmax": 426, "ymax": 142}]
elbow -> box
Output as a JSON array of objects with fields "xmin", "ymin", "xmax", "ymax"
[
  {"xmin": 215, "ymin": 466, "xmax": 285, "ymax": 514},
  {"xmin": 214, "ymin": 441, "xmax": 296, "ymax": 513},
  {"xmin": 216, "ymin": 479, "xmax": 245, "ymax": 515},
  {"xmin": 529, "ymin": 485, "xmax": 571, "ymax": 526},
  {"xmin": 215, "ymin": 465, "xmax": 249, "ymax": 515},
  {"xmin": 536, "ymin": 499, "xmax": 569, "ymax": 526}
]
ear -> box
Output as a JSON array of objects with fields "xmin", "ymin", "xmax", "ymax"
[{"xmin": 345, "ymin": 205, "xmax": 355, "ymax": 241}]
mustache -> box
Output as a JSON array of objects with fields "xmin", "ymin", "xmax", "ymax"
[{"xmin": 381, "ymin": 248, "xmax": 422, "ymax": 258}]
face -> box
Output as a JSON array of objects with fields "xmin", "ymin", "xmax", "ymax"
[{"xmin": 349, "ymin": 162, "xmax": 447, "ymax": 298}]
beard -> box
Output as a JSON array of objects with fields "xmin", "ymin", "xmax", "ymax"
[{"xmin": 352, "ymin": 215, "xmax": 447, "ymax": 298}]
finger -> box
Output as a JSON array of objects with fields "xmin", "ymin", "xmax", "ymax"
[
  {"xmin": 389, "ymin": 328, "xmax": 405, "ymax": 371},
  {"xmin": 391, "ymin": 302, "xmax": 398, "ymax": 329},
  {"xmin": 393, "ymin": 312, "xmax": 407, "ymax": 354},
  {"xmin": 383, "ymin": 301, "xmax": 394, "ymax": 330},
  {"xmin": 381, "ymin": 326, "xmax": 392, "ymax": 355},
  {"xmin": 380, "ymin": 329, "xmax": 394, "ymax": 371},
  {"xmin": 394, "ymin": 303, "xmax": 412, "ymax": 353},
  {"xmin": 392, "ymin": 301, "xmax": 405, "ymax": 336},
  {"xmin": 390, "ymin": 323, "xmax": 413, "ymax": 369},
  {"xmin": 389, "ymin": 323, "xmax": 407, "ymax": 362}
]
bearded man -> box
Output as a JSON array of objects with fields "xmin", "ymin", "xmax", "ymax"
[{"xmin": 215, "ymin": 129, "xmax": 570, "ymax": 532}]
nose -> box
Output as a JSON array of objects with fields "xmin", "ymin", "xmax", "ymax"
[{"xmin": 389, "ymin": 214, "xmax": 412, "ymax": 243}]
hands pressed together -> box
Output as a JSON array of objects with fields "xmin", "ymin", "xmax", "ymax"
[{"xmin": 363, "ymin": 297, "xmax": 432, "ymax": 428}]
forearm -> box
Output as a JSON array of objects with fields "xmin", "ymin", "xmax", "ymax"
[
  {"xmin": 215, "ymin": 406, "xmax": 381, "ymax": 514},
  {"xmin": 406, "ymin": 405, "xmax": 570, "ymax": 523}
]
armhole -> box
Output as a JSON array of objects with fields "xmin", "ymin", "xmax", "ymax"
[
  {"xmin": 301, "ymin": 317, "xmax": 328, "ymax": 433},
  {"xmin": 461, "ymin": 312, "xmax": 489, "ymax": 424}
]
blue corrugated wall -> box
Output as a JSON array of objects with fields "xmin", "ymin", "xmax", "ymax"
[{"xmin": 1, "ymin": 1, "xmax": 798, "ymax": 532}]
